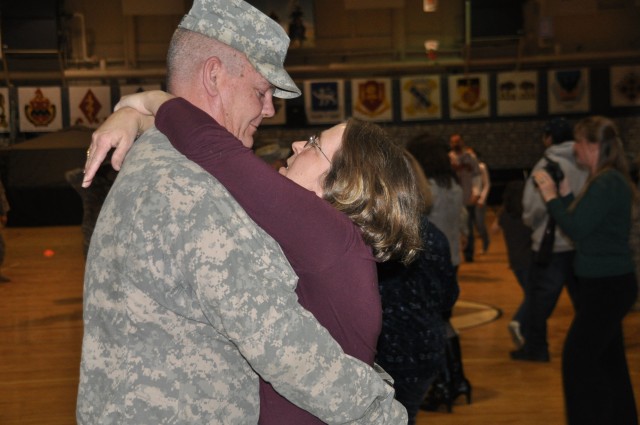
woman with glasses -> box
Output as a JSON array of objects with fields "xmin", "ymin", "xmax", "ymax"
[{"xmin": 84, "ymin": 91, "xmax": 422, "ymax": 425}]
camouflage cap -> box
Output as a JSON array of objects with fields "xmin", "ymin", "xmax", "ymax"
[{"xmin": 179, "ymin": 0, "xmax": 301, "ymax": 99}]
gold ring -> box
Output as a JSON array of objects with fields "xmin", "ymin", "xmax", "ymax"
[{"xmin": 86, "ymin": 148, "xmax": 91, "ymax": 158}]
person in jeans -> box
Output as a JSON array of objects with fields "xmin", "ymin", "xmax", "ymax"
[
  {"xmin": 492, "ymin": 180, "xmax": 532, "ymax": 349},
  {"xmin": 448, "ymin": 133, "xmax": 481, "ymax": 262},
  {"xmin": 511, "ymin": 118, "xmax": 588, "ymax": 362}
]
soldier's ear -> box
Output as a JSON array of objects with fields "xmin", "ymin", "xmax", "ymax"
[{"xmin": 203, "ymin": 56, "xmax": 222, "ymax": 97}]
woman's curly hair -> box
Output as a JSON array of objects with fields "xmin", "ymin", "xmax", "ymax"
[{"xmin": 322, "ymin": 118, "xmax": 422, "ymax": 265}]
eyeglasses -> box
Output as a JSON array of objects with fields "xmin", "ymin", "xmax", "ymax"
[{"xmin": 304, "ymin": 134, "xmax": 331, "ymax": 164}]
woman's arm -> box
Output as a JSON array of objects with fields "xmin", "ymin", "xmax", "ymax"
[
  {"xmin": 156, "ymin": 98, "xmax": 352, "ymax": 272},
  {"xmin": 115, "ymin": 90, "xmax": 175, "ymax": 116},
  {"xmin": 546, "ymin": 172, "xmax": 621, "ymax": 242}
]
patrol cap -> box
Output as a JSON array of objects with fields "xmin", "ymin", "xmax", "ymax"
[{"xmin": 179, "ymin": 0, "xmax": 301, "ymax": 99}]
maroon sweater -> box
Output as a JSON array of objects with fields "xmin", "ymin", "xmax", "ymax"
[{"xmin": 157, "ymin": 98, "xmax": 382, "ymax": 425}]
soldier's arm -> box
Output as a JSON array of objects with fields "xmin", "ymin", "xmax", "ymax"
[{"xmin": 187, "ymin": 197, "xmax": 407, "ymax": 424}]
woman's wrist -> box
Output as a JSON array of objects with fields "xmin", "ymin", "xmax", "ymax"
[
  {"xmin": 138, "ymin": 114, "xmax": 154, "ymax": 136},
  {"xmin": 146, "ymin": 91, "xmax": 175, "ymax": 116}
]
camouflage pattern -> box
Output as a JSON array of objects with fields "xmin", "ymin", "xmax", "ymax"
[
  {"xmin": 179, "ymin": 0, "xmax": 301, "ymax": 99},
  {"xmin": 76, "ymin": 129, "xmax": 407, "ymax": 424}
]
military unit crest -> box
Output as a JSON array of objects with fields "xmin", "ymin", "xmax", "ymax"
[
  {"xmin": 25, "ymin": 89, "xmax": 56, "ymax": 127},
  {"xmin": 611, "ymin": 66, "xmax": 640, "ymax": 107},
  {"xmin": 0, "ymin": 65, "xmax": 637, "ymax": 134},
  {"xmin": 78, "ymin": 89, "xmax": 102, "ymax": 125},
  {"xmin": 354, "ymin": 80, "xmax": 391, "ymax": 117}
]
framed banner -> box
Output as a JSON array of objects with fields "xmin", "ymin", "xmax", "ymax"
[
  {"xmin": 548, "ymin": 68, "xmax": 590, "ymax": 114},
  {"xmin": 18, "ymin": 86, "xmax": 63, "ymax": 132},
  {"xmin": 351, "ymin": 78, "xmax": 393, "ymax": 122},
  {"xmin": 68, "ymin": 86, "xmax": 112, "ymax": 128},
  {"xmin": 0, "ymin": 88, "xmax": 10, "ymax": 133},
  {"xmin": 400, "ymin": 75, "xmax": 442, "ymax": 121},
  {"xmin": 496, "ymin": 71, "xmax": 538, "ymax": 116},
  {"xmin": 304, "ymin": 80, "xmax": 345, "ymax": 124},
  {"xmin": 448, "ymin": 73, "xmax": 490, "ymax": 119},
  {"xmin": 610, "ymin": 65, "xmax": 640, "ymax": 107}
]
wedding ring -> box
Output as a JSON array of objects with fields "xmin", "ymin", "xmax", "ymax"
[{"xmin": 86, "ymin": 148, "xmax": 91, "ymax": 158}]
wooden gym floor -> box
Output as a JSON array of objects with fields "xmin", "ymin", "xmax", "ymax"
[{"xmin": 0, "ymin": 216, "xmax": 638, "ymax": 424}]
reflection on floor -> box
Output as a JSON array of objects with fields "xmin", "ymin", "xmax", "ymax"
[{"xmin": 452, "ymin": 299, "xmax": 502, "ymax": 330}]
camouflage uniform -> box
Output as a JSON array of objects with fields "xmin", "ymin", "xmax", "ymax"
[{"xmin": 77, "ymin": 130, "xmax": 407, "ymax": 424}]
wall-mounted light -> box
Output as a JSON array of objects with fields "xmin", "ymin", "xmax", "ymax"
[
  {"xmin": 424, "ymin": 0, "xmax": 437, "ymax": 12},
  {"xmin": 424, "ymin": 39, "xmax": 439, "ymax": 60}
]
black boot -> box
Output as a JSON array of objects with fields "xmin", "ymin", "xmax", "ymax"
[
  {"xmin": 420, "ymin": 367, "xmax": 454, "ymax": 413},
  {"xmin": 421, "ymin": 323, "xmax": 473, "ymax": 412},
  {"xmin": 421, "ymin": 331, "xmax": 471, "ymax": 413}
]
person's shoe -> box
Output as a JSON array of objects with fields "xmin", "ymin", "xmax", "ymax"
[
  {"xmin": 510, "ymin": 348, "xmax": 550, "ymax": 363},
  {"xmin": 0, "ymin": 275, "xmax": 11, "ymax": 283},
  {"xmin": 508, "ymin": 321, "xmax": 525, "ymax": 349},
  {"xmin": 421, "ymin": 378, "xmax": 454, "ymax": 413},
  {"xmin": 453, "ymin": 376, "xmax": 472, "ymax": 405}
]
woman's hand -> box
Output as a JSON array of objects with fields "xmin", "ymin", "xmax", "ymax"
[
  {"xmin": 532, "ymin": 169, "xmax": 558, "ymax": 202},
  {"xmin": 82, "ymin": 107, "xmax": 152, "ymax": 188},
  {"xmin": 82, "ymin": 91, "xmax": 175, "ymax": 188}
]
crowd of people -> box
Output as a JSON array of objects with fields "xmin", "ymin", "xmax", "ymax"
[{"xmin": 65, "ymin": 0, "xmax": 637, "ymax": 424}]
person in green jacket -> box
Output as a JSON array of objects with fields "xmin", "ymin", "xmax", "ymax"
[{"xmin": 533, "ymin": 115, "xmax": 638, "ymax": 425}]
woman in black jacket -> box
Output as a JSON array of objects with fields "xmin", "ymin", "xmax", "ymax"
[{"xmin": 376, "ymin": 152, "xmax": 460, "ymax": 424}]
